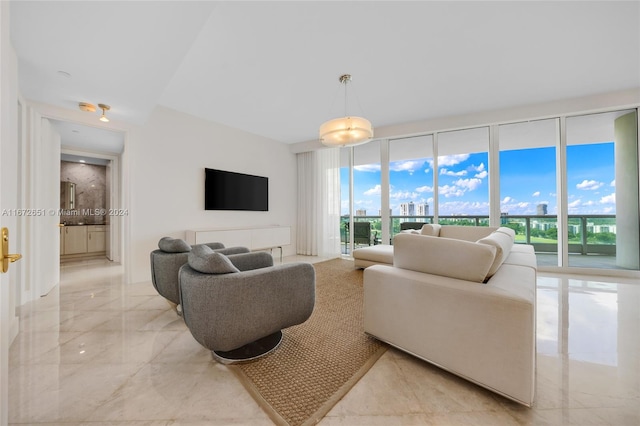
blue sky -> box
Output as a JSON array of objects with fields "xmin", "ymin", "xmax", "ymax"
[{"xmin": 341, "ymin": 143, "xmax": 616, "ymax": 216}]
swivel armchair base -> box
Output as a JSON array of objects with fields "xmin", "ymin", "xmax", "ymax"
[{"xmin": 211, "ymin": 330, "xmax": 283, "ymax": 364}]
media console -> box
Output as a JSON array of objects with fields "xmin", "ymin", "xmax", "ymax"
[{"xmin": 186, "ymin": 226, "xmax": 291, "ymax": 262}]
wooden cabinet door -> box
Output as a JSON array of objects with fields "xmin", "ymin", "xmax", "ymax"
[
  {"xmin": 64, "ymin": 226, "xmax": 87, "ymax": 254},
  {"xmin": 87, "ymin": 231, "xmax": 106, "ymax": 253}
]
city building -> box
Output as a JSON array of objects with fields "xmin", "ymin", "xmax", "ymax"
[
  {"xmin": 355, "ymin": 209, "xmax": 367, "ymax": 216},
  {"xmin": 400, "ymin": 201, "xmax": 415, "ymax": 217},
  {"xmin": 537, "ymin": 203, "xmax": 548, "ymax": 215},
  {"xmin": 416, "ymin": 202, "xmax": 429, "ymax": 217}
]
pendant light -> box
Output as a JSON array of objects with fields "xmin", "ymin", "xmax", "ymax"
[{"xmin": 319, "ymin": 74, "xmax": 373, "ymax": 147}]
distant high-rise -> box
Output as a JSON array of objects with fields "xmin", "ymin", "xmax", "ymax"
[
  {"xmin": 400, "ymin": 202, "xmax": 415, "ymax": 219},
  {"xmin": 537, "ymin": 203, "xmax": 548, "ymax": 215},
  {"xmin": 355, "ymin": 209, "xmax": 367, "ymax": 216},
  {"xmin": 416, "ymin": 203, "xmax": 429, "ymax": 216}
]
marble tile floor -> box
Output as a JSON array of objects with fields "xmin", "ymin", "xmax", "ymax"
[{"xmin": 8, "ymin": 257, "xmax": 640, "ymax": 425}]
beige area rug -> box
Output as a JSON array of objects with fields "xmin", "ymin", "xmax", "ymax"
[{"xmin": 230, "ymin": 258, "xmax": 388, "ymax": 426}]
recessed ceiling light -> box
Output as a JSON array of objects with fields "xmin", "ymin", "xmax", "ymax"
[
  {"xmin": 79, "ymin": 160, "xmax": 86, "ymax": 163},
  {"xmin": 57, "ymin": 70, "xmax": 71, "ymax": 78}
]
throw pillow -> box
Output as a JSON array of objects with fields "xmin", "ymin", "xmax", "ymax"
[
  {"xmin": 476, "ymin": 231, "xmax": 515, "ymax": 279},
  {"xmin": 158, "ymin": 237, "xmax": 192, "ymax": 253},
  {"xmin": 188, "ymin": 244, "xmax": 240, "ymax": 274},
  {"xmin": 420, "ymin": 224, "xmax": 441, "ymax": 236}
]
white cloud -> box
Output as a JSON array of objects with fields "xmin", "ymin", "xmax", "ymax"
[
  {"xmin": 610, "ymin": 179, "xmax": 616, "ymax": 187},
  {"xmin": 439, "ymin": 185, "xmax": 465, "ymax": 198},
  {"xmin": 455, "ymin": 178, "xmax": 482, "ymax": 191},
  {"xmin": 474, "ymin": 170, "xmax": 488, "ymax": 179},
  {"xmin": 437, "ymin": 154, "xmax": 470, "ymax": 167},
  {"xmin": 390, "ymin": 160, "xmax": 424, "ymax": 174},
  {"xmin": 364, "ymin": 185, "xmax": 382, "ymax": 196},
  {"xmin": 470, "ymin": 163, "xmax": 485, "ymax": 172},
  {"xmin": 600, "ymin": 193, "xmax": 615, "ymax": 204},
  {"xmin": 532, "ymin": 191, "xmax": 540, "ymax": 197},
  {"xmin": 502, "ymin": 196, "xmax": 513, "ymax": 203},
  {"xmin": 438, "ymin": 200, "xmax": 490, "ymax": 215},
  {"xmin": 576, "ymin": 179, "xmax": 603, "ymax": 190},
  {"xmin": 440, "ymin": 168, "xmax": 467, "ymax": 177},
  {"xmin": 354, "ymin": 164, "xmax": 380, "ymax": 172},
  {"xmin": 568, "ymin": 199, "xmax": 582, "ymax": 208},
  {"xmin": 415, "ymin": 185, "xmax": 433, "ymax": 193},
  {"xmin": 390, "ymin": 190, "xmax": 419, "ymax": 200}
]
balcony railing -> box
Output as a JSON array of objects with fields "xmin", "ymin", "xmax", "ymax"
[{"xmin": 340, "ymin": 214, "xmax": 617, "ymax": 257}]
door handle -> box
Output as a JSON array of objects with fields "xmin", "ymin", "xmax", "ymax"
[{"xmin": 1, "ymin": 227, "xmax": 23, "ymax": 273}]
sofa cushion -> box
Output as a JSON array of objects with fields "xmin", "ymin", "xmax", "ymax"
[
  {"xmin": 400, "ymin": 229, "xmax": 420, "ymax": 234},
  {"xmin": 158, "ymin": 237, "xmax": 192, "ymax": 253},
  {"xmin": 188, "ymin": 244, "xmax": 240, "ymax": 274},
  {"xmin": 476, "ymin": 230, "xmax": 515, "ymax": 279},
  {"xmin": 438, "ymin": 225, "xmax": 497, "ymax": 241},
  {"xmin": 420, "ymin": 224, "xmax": 441, "ymax": 236},
  {"xmin": 393, "ymin": 233, "xmax": 497, "ymax": 283}
]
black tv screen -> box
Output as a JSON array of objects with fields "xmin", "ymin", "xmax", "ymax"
[{"xmin": 205, "ymin": 168, "xmax": 268, "ymax": 211}]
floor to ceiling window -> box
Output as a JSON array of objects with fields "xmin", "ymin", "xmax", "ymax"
[
  {"xmin": 499, "ymin": 119, "xmax": 558, "ymax": 267},
  {"xmin": 340, "ymin": 140, "xmax": 381, "ymax": 254},
  {"xmin": 566, "ymin": 110, "xmax": 639, "ymax": 270},
  {"xmin": 436, "ymin": 127, "xmax": 490, "ymax": 226},
  {"xmin": 388, "ymin": 135, "xmax": 433, "ymax": 241},
  {"xmin": 338, "ymin": 108, "xmax": 639, "ymax": 273}
]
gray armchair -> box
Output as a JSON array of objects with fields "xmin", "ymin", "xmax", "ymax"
[
  {"xmin": 179, "ymin": 245, "xmax": 315, "ymax": 363},
  {"xmin": 150, "ymin": 237, "xmax": 250, "ymax": 312}
]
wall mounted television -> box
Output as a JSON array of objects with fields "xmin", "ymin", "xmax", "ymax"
[{"xmin": 204, "ymin": 168, "xmax": 268, "ymax": 211}]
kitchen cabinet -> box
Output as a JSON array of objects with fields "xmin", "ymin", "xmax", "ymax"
[
  {"xmin": 60, "ymin": 225, "xmax": 106, "ymax": 258},
  {"xmin": 64, "ymin": 226, "xmax": 87, "ymax": 255},
  {"xmin": 87, "ymin": 225, "xmax": 106, "ymax": 253}
]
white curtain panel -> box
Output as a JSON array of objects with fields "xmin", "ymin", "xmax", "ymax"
[{"xmin": 296, "ymin": 148, "xmax": 341, "ymax": 257}]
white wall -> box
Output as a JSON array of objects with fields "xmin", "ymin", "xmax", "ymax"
[{"xmin": 128, "ymin": 106, "xmax": 297, "ymax": 283}]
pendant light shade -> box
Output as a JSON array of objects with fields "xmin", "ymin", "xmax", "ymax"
[
  {"xmin": 319, "ymin": 116, "xmax": 374, "ymax": 147},
  {"xmin": 319, "ymin": 74, "xmax": 373, "ymax": 147}
]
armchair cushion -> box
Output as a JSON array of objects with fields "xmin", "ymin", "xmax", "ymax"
[
  {"xmin": 158, "ymin": 237, "xmax": 192, "ymax": 253},
  {"xmin": 188, "ymin": 245, "xmax": 240, "ymax": 274}
]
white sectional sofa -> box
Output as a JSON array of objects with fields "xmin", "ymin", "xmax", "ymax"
[
  {"xmin": 353, "ymin": 224, "xmax": 500, "ymax": 268},
  {"xmin": 363, "ymin": 225, "xmax": 537, "ymax": 406}
]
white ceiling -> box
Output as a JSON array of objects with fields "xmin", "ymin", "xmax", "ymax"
[
  {"xmin": 11, "ymin": 1, "xmax": 640, "ymax": 150},
  {"xmin": 51, "ymin": 119, "xmax": 125, "ymax": 154}
]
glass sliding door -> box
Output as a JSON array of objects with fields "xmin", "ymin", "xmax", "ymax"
[
  {"xmin": 341, "ymin": 141, "xmax": 381, "ymax": 255},
  {"xmin": 388, "ymin": 135, "xmax": 434, "ymax": 242},
  {"xmin": 566, "ymin": 110, "xmax": 639, "ymax": 270},
  {"xmin": 499, "ymin": 119, "xmax": 558, "ymax": 267},
  {"xmin": 339, "ymin": 148, "xmax": 351, "ymax": 254},
  {"xmin": 436, "ymin": 127, "xmax": 490, "ymax": 225}
]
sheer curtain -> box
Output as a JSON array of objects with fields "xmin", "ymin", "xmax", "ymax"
[{"xmin": 296, "ymin": 148, "xmax": 341, "ymax": 257}]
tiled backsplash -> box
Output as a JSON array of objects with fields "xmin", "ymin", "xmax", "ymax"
[{"xmin": 60, "ymin": 161, "xmax": 107, "ymax": 224}]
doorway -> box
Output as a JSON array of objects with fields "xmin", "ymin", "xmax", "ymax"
[{"xmin": 50, "ymin": 120, "xmax": 124, "ymax": 265}]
